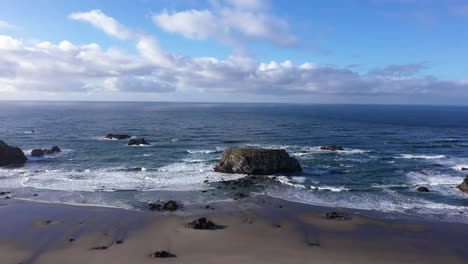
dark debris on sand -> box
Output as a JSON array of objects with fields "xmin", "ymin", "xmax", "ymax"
[
  {"xmin": 91, "ymin": 246, "xmax": 108, "ymax": 250},
  {"xmin": 325, "ymin": 211, "xmax": 352, "ymax": 220},
  {"xmin": 152, "ymin": 250, "xmax": 176, "ymax": 258}
]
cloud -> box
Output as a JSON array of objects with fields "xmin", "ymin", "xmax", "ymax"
[
  {"xmin": 368, "ymin": 63, "xmax": 427, "ymax": 77},
  {"xmin": 224, "ymin": 0, "xmax": 269, "ymax": 10},
  {"xmin": 103, "ymin": 76, "xmax": 176, "ymax": 93},
  {"xmin": 0, "ymin": 20, "xmax": 21, "ymax": 30},
  {"xmin": 1, "ymin": 10, "xmax": 467, "ymax": 104},
  {"xmin": 69, "ymin": 10, "xmax": 133, "ymax": 39},
  {"xmin": 152, "ymin": 1, "xmax": 296, "ymax": 48},
  {"xmin": 452, "ymin": 5, "xmax": 468, "ymax": 16}
]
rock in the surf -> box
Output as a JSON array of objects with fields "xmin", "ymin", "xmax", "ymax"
[
  {"xmin": 214, "ymin": 148, "xmax": 301, "ymax": 175},
  {"xmin": 31, "ymin": 146, "xmax": 61, "ymax": 157},
  {"xmin": 0, "ymin": 140, "xmax": 27, "ymax": 166},
  {"xmin": 148, "ymin": 200, "xmax": 181, "ymax": 211},
  {"xmin": 461, "ymin": 167, "xmax": 468, "ymax": 171},
  {"xmin": 105, "ymin": 134, "xmax": 131, "ymax": 140},
  {"xmin": 416, "ymin": 186, "xmax": 430, "ymax": 192},
  {"xmin": 320, "ymin": 145, "xmax": 344, "ymax": 151},
  {"xmin": 457, "ymin": 176, "xmax": 468, "ymax": 194},
  {"xmin": 128, "ymin": 138, "xmax": 150, "ymax": 146}
]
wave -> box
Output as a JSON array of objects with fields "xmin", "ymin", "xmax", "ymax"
[
  {"xmin": 398, "ymin": 154, "xmax": 446, "ymax": 160},
  {"xmin": 187, "ymin": 147, "xmax": 224, "ymax": 154},
  {"xmin": 275, "ymin": 176, "xmax": 349, "ymax": 192},
  {"xmin": 406, "ymin": 172, "xmax": 463, "ymax": 186},
  {"xmin": 267, "ymin": 186, "xmax": 468, "ymax": 224}
]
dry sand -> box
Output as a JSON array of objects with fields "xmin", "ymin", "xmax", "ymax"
[{"xmin": 0, "ymin": 197, "xmax": 466, "ymax": 264}]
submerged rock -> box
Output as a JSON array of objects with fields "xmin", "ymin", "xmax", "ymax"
[
  {"xmin": 0, "ymin": 140, "xmax": 27, "ymax": 166},
  {"xmin": 416, "ymin": 186, "xmax": 430, "ymax": 192},
  {"xmin": 320, "ymin": 145, "xmax": 344, "ymax": 151},
  {"xmin": 457, "ymin": 176, "xmax": 468, "ymax": 194},
  {"xmin": 31, "ymin": 146, "xmax": 61, "ymax": 157},
  {"xmin": 186, "ymin": 217, "xmax": 216, "ymax": 230},
  {"xmin": 214, "ymin": 148, "xmax": 301, "ymax": 175},
  {"xmin": 325, "ymin": 211, "xmax": 351, "ymax": 220},
  {"xmin": 128, "ymin": 138, "xmax": 150, "ymax": 146},
  {"xmin": 105, "ymin": 134, "xmax": 131, "ymax": 140}
]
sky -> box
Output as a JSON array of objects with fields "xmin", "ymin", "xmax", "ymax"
[{"xmin": 0, "ymin": 0, "xmax": 468, "ymax": 104}]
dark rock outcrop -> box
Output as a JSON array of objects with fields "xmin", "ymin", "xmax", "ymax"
[
  {"xmin": 148, "ymin": 200, "xmax": 181, "ymax": 211},
  {"xmin": 186, "ymin": 217, "xmax": 216, "ymax": 230},
  {"xmin": 105, "ymin": 134, "xmax": 131, "ymax": 140},
  {"xmin": 128, "ymin": 138, "xmax": 150, "ymax": 146},
  {"xmin": 457, "ymin": 176, "xmax": 468, "ymax": 194},
  {"xmin": 325, "ymin": 211, "xmax": 351, "ymax": 220},
  {"xmin": 31, "ymin": 146, "xmax": 61, "ymax": 157},
  {"xmin": 214, "ymin": 148, "xmax": 301, "ymax": 175},
  {"xmin": 416, "ymin": 186, "xmax": 430, "ymax": 192},
  {"xmin": 0, "ymin": 140, "xmax": 27, "ymax": 166},
  {"xmin": 320, "ymin": 145, "xmax": 344, "ymax": 151},
  {"xmin": 152, "ymin": 251, "xmax": 175, "ymax": 258},
  {"xmin": 461, "ymin": 168, "xmax": 468, "ymax": 171}
]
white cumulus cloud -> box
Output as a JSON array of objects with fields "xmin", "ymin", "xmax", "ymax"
[{"xmin": 1, "ymin": 10, "xmax": 467, "ymax": 104}]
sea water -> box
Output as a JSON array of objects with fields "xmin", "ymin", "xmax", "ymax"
[{"xmin": 0, "ymin": 101, "xmax": 467, "ymax": 223}]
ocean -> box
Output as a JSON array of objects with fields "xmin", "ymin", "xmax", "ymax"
[{"xmin": 0, "ymin": 101, "xmax": 467, "ymax": 223}]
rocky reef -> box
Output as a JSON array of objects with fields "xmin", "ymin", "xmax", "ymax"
[
  {"xmin": 214, "ymin": 148, "xmax": 301, "ymax": 175},
  {"xmin": 31, "ymin": 146, "xmax": 61, "ymax": 157},
  {"xmin": 128, "ymin": 138, "xmax": 150, "ymax": 146},
  {"xmin": 105, "ymin": 134, "xmax": 131, "ymax": 140},
  {"xmin": 457, "ymin": 176, "xmax": 468, "ymax": 194},
  {"xmin": 0, "ymin": 140, "xmax": 27, "ymax": 166}
]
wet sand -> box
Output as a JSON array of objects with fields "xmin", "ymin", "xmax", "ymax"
[{"xmin": 0, "ymin": 197, "xmax": 467, "ymax": 264}]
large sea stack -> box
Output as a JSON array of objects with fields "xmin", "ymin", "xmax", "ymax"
[
  {"xmin": 458, "ymin": 176, "xmax": 468, "ymax": 194},
  {"xmin": 214, "ymin": 148, "xmax": 302, "ymax": 175},
  {"xmin": 0, "ymin": 140, "xmax": 27, "ymax": 166}
]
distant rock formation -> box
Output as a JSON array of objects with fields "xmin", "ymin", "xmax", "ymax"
[
  {"xmin": 320, "ymin": 145, "xmax": 344, "ymax": 151},
  {"xmin": 0, "ymin": 140, "xmax": 27, "ymax": 166},
  {"xmin": 457, "ymin": 176, "xmax": 468, "ymax": 194},
  {"xmin": 416, "ymin": 186, "xmax": 429, "ymax": 192},
  {"xmin": 214, "ymin": 148, "xmax": 301, "ymax": 175},
  {"xmin": 105, "ymin": 134, "xmax": 131, "ymax": 140},
  {"xmin": 128, "ymin": 138, "xmax": 150, "ymax": 146},
  {"xmin": 31, "ymin": 146, "xmax": 61, "ymax": 157}
]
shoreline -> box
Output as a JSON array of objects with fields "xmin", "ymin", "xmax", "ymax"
[{"xmin": 1, "ymin": 196, "xmax": 467, "ymax": 264}]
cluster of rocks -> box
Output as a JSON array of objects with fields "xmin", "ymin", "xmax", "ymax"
[
  {"xmin": 31, "ymin": 146, "xmax": 61, "ymax": 157},
  {"xmin": 105, "ymin": 134, "xmax": 150, "ymax": 146},
  {"xmin": 148, "ymin": 200, "xmax": 181, "ymax": 211},
  {"xmin": 214, "ymin": 148, "xmax": 301, "ymax": 175},
  {"xmin": 128, "ymin": 138, "xmax": 150, "ymax": 146},
  {"xmin": 185, "ymin": 217, "xmax": 216, "ymax": 230}
]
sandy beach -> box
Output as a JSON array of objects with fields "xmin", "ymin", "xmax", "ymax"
[{"xmin": 1, "ymin": 196, "xmax": 466, "ymax": 264}]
